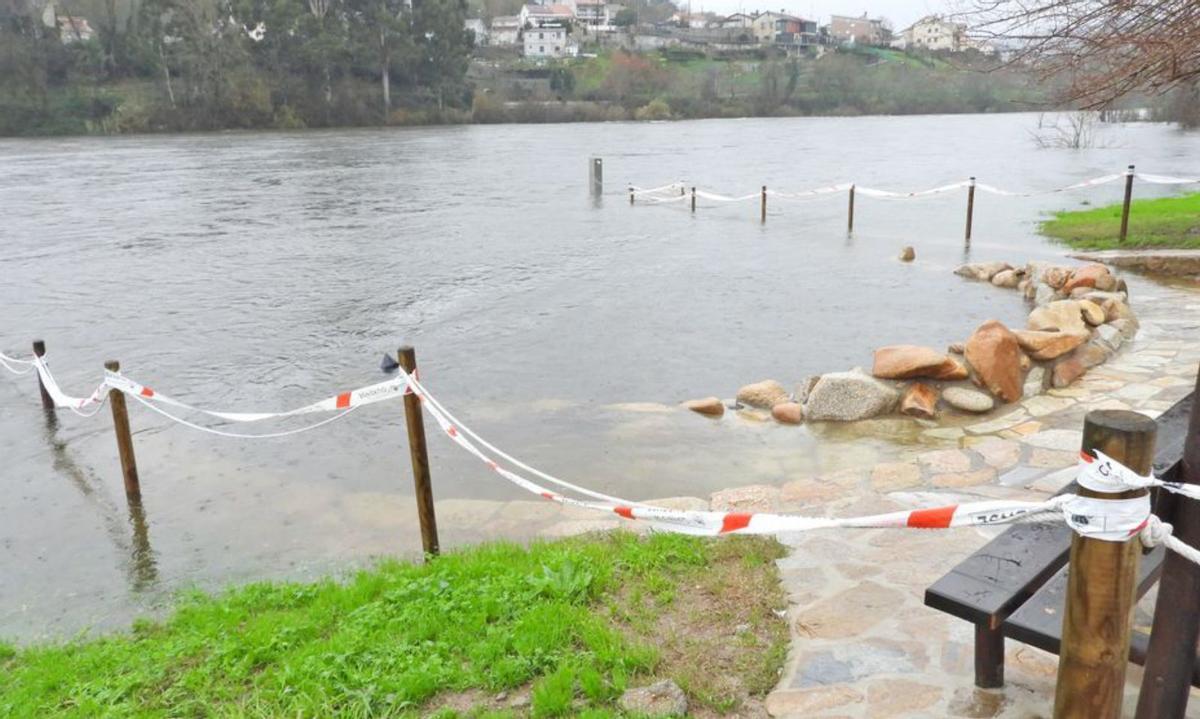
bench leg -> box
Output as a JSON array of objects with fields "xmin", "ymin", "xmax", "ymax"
[{"xmin": 974, "ymin": 623, "xmax": 1005, "ymax": 688}]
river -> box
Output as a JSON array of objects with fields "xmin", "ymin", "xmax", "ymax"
[{"xmin": 2, "ymin": 113, "xmax": 1198, "ymax": 640}]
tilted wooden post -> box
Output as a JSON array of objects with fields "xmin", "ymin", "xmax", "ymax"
[
  {"xmin": 847, "ymin": 184, "xmax": 856, "ymax": 234},
  {"xmin": 104, "ymin": 360, "xmax": 141, "ymax": 501},
  {"xmin": 965, "ymin": 177, "xmax": 976, "ymax": 242},
  {"xmin": 398, "ymin": 346, "xmax": 440, "ymax": 558},
  {"xmin": 1134, "ymin": 369, "xmax": 1200, "ymax": 719},
  {"xmin": 32, "ymin": 339, "xmax": 53, "ymax": 410},
  {"xmin": 760, "ymin": 185, "xmax": 767, "ymax": 223},
  {"xmin": 1119, "ymin": 165, "xmax": 1135, "ymax": 243},
  {"xmin": 1054, "ymin": 410, "xmax": 1157, "ymax": 719}
]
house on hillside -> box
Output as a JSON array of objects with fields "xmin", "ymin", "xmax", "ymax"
[
  {"xmin": 523, "ymin": 24, "xmax": 577, "ymax": 58},
  {"xmin": 894, "ymin": 15, "xmax": 966, "ymax": 51},
  {"xmin": 520, "ymin": 3, "xmax": 575, "ymax": 28},
  {"xmin": 56, "ymin": 15, "xmax": 94, "ymax": 43},
  {"xmin": 752, "ymin": 11, "xmax": 817, "ymax": 50},
  {"xmin": 829, "ymin": 13, "xmax": 891, "ymax": 46},
  {"xmin": 491, "ymin": 16, "xmax": 522, "ymax": 45}
]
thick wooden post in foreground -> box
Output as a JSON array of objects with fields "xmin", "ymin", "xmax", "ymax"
[
  {"xmin": 760, "ymin": 185, "xmax": 767, "ymax": 223},
  {"xmin": 965, "ymin": 177, "xmax": 976, "ymax": 242},
  {"xmin": 1053, "ymin": 410, "xmax": 1156, "ymax": 719},
  {"xmin": 1119, "ymin": 165, "xmax": 1135, "ymax": 243},
  {"xmin": 847, "ymin": 184, "xmax": 856, "ymax": 234},
  {"xmin": 1135, "ymin": 368, "xmax": 1200, "ymax": 719},
  {"xmin": 104, "ymin": 360, "xmax": 141, "ymax": 501},
  {"xmin": 32, "ymin": 339, "xmax": 53, "ymax": 410},
  {"xmin": 398, "ymin": 346, "xmax": 439, "ymax": 557}
]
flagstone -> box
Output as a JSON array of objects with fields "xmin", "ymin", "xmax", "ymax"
[
  {"xmin": 964, "ymin": 410, "xmax": 1030, "ymax": 436},
  {"xmin": 917, "ymin": 448, "xmax": 973, "ymax": 473},
  {"xmin": 870, "ymin": 462, "xmax": 923, "ymax": 492},
  {"xmin": 1021, "ymin": 429, "xmax": 1083, "ymax": 451},
  {"xmin": 1022, "ymin": 395, "xmax": 1076, "ymax": 417},
  {"xmin": 1113, "ymin": 383, "xmax": 1163, "ymax": 401}
]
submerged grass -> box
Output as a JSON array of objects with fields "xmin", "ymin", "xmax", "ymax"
[
  {"xmin": 1040, "ymin": 192, "xmax": 1200, "ymax": 250},
  {"xmin": 0, "ymin": 532, "xmax": 788, "ymax": 718}
]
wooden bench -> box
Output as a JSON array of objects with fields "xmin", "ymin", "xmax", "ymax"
[{"xmin": 924, "ymin": 392, "xmax": 1194, "ymax": 689}]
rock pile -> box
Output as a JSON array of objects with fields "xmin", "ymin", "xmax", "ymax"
[{"xmin": 683, "ymin": 259, "xmax": 1139, "ymax": 427}]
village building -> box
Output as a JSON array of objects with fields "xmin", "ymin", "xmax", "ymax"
[
  {"xmin": 752, "ymin": 11, "xmax": 818, "ymax": 50},
  {"xmin": 523, "ymin": 24, "xmax": 576, "ymax": 58},
  {"xmin": 490, "ymin": 16, "xmax": 523, "ymax": 45},
  {"xmin": 828, "ymin": 13, "xmax": 890, "ymax": 46},
  {"xmin": 893, "ymin": 15, "xmax": 966, "ymax": 52},
  {"xmin": 520, "ymin": 3, "xmax": 575, "ymax": 28}
]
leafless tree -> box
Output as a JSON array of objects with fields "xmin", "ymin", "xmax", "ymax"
[{"xmin": 958, "ymin": 0, "xmax": 1200, "ymax": 108}]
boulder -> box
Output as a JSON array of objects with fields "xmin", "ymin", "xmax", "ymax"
[
  {"xmin": 619, "ymin": 680, "xmax": 688, "ymax": 718},
  {"xmin": 1013, "ymin": 329, "xmax": 1089, "ymax": 360},
  {"xmin": 1101, "ymin": 298, "xmax": 1136, "ymax": 323},
  {"xmin": 1024, "ymin": 365, "xmax": 1047, "ymax": 397},
  {"xmin": 1109, "ymin": 318, "xmax": 1139, "ymax": 340},
  {"xmin": 899, "ymin": 246, "xmax": 915, "ymax": 262},
  {"xmin": 900, "ymin": 383, "xmax": 939, "ymax": 420},
  {"xmin": 1028, "ymin": 300, "xmax": 1088, "ymax": 334},
  {"xmin": 1034, "ymin": 283, "xmax": 1058, "ymax": 306},
  {"xmin": 794, "ymin": 376, "xmax": 821, "ymax": 405},
  {"xmin": 771, "ymin": 402, "xmax": 804, "ymax": 424},
  {"xmin": 804, "ymin": 369, "xmax": 900, "ymax": 422},
  {"xmin": 1020, "ymin": 352, "xmax": 1032, "ymax": 372},
  {"xmin": 736, "ymin": 380, "xmax": 789, "ymax": 409},
  {"xmin": 1074, "ymin": 289, "xmax": 1128, "ymax": 304},
  {"xmin": 1079, "ymin": 300, "xmax": 1105, "ymax": 326},
  {"xmin": 1094, "ymin": 324, "xmax": 1123, "ymax": 352},
  {"xmin": 1063, "ymin": 263, "xmax": 1115, "ymax": 293},
  {"xmin": 682, "ymin": 397, "xmax": 724, "ymax": 417},
  {"xmin": 991, "ymin": 269, "xmax": 1021, "ymax": 288},
  {"xmin": 965, "ymin": 320, "xmax": 1024, "ymax": 403},
  {"xmin": 943, "ymin": 386, "xmax": 995, "ymax": 413},
  {"xmin": 1075, "ymin": 341, "xmax": 1112, "ymax": 369},
  {"xmin": 947, "ymin": 342, "xmax": 965, "ymax": 355},
  {"xmin": 954, "ymin": 261, "xmax": 1011, "ymax": 282},
  {"xmin": 872, "ymin": 345, "xmax": 967, "ymax": 380},
  {"xmin": 1042, "ymin": 266, "xmax": 1071, "ymax": 289},
  {"xmin": 1052, "ymin": 357, "xmax": 1087, "ymax": 388}
]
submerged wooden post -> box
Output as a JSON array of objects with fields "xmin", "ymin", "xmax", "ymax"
[
  {"xmin": 1119, "ymin": 165, "xmax": 1135, "ymax": 243},
  {"xmin": 628, "ymin": 186, "xmax": 634, "ymax": 205},
  {"xmin": 589, "ymin": 157, "xmax": 602, "ymax": 197},
  {"xmin": 847, "ymin": 184, "xmax": 856, "ymax": 234},
  {"xmin": 690, "ymin": 187, "xmax": 696, "ymax": 213},
  {"xmin": 398, "ymin": 346, "xmax": 439, "ymax": 558},
  {"xmin": 1135, "ymin": 367, "xmax": 1200, "ymax": 719},
  {"xmin": 760, "ymin": 185, "xmax": 767, "ymax": 223},
  {"xmin": 965, "ymin": 177, "xmax": 976, "ymax": 242},
  {"xmin": 104, "ymin": 360, "xmax": 141, "ymax": 501},
  {"xmin": 32, "ymin": 339, "xmax": 53, "ymax": 410},
  {"xmin": 1053, "ymin": 410, "xmax": 1156, "ymax": 719}
]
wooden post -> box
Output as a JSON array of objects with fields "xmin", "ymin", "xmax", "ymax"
[
  {"xmin": 760, "ymin": 185, "xmax": 767, "ymax": 223},
  {"xmin": 32, "ymin": 339, "xmax": 53, "ymax": 410},
  {"xmin": 629, "ymin": 186, "xmax": 634, "ymax": 205},
  {"xmin": 690, "ymin": 187, "xmax": 696, "ymax": 213},
  {"xmin": 104, "ymin": 360, "xmax": 141, "ymax": 501},
  {"xmin": 1135, "ymin": 367, "xmax": 1200, "ymax": 719},
  {"xmin": 847, "ymin": 184, "xmax": 856, "ymax": 234},
  {"xmin": 965, "ymin": 177, "xmax": 976, "ymax": 242},
  {"xmin": 398, "ymin": 346, "xmax": 440, "ymax": 558},
  {"xmin": 1119, "ymin": 165, "xmax": 1135, "ymax": 243},
  {"xmin": 589, "ymin": 157, "xmax": 602, "ymax": 197},
  {"xmin": 1053, "ymin": 410, "xmax": 1157, "ymax": 719}
]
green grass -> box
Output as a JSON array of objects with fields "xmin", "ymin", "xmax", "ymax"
[
  {"xmin": 1040, "ymin": 192, "xmax": 1200, "ymax": 250},
  {"xmin": 0, "ymin": 532, "xmax": 788, "ymax": 718}
]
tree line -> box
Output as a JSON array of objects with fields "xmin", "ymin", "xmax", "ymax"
[{"xmin": 0, "ymin": 0, "xmax": 473, "ymax": 134}]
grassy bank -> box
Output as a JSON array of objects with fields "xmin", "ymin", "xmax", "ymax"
[
  {"xmin": 0, "ymin": 532, "xmax": 788, "ymax": 718},
  {"xmin": 1040, "ymin": 192, "xmax": 1200, "ymax": 250}
]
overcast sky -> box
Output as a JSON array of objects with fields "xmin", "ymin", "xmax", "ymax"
[{"xmin": 681, "ymin": 0, "xmax": 956, "ymax": 30}]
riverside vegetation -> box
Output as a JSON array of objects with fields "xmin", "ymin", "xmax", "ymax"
[
  {"xmin": 1041, "ymin": 192, "xmax": 1200, "ymax": 250},
  {"xmin": 0, "ymin": 532, "xmax": 788, "ymax": 718},
  {"xmin": 1, "ymin": 0, "xmax": 1045, "ymax": 136}
]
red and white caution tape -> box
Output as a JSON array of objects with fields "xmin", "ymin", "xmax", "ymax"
[
  {"xmin": 0, "ymin": 350, "xmax": 36, "ymax": 376},
  {"xmin": 33, "ymin": 357, "xmax": 108, "ymax": 417},
  {"xmin": 1136, "ymin": 173, "xmax": 1200, "ymax": 185},
  {"xmin": 767, "ymin": 183, "xmax": 853, "ymax": 199}
]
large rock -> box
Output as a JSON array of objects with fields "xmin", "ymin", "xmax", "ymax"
[
  {"xmin": 1094, "ymin": 324, "xmax": 1124, "ymax": 352},
  {"xmin": 1102, "ymin": 298, "xmax": 1136, "ymax": 323},
  {"xmin": 1041, "ymin": 266, "xmax": 1072, "ymax": 289},
  {"xmin": 943, "ymin": 386, "xmax": 995, "ymax": 413},
  {"xmin": 965, "ymin": 320, "xmax": 1023, "ymax": 403},
  {"xmin": 682, "ymin": 397, "xmax": 724, "ymax": 417},
  {"xmin": 899, "ymin": 246, "xmax": 915, "ymax": 262},
  {"xmin": 736, "ymin": 380, "xmax": 789, "ymax": 409},
  {"xmin": 991, "ymin": 269, "xmax": 1021, "ymax": 288},
  {"xmin": 1013, "ymin": 329, "xmax": 1089, "ymax": 360},
  {"xmin": 1024, "ymin": 365, "xmax": 1047, "ymax": 397},
  {"xmin": 1028, "ymin": 300, "xmax": 1088, "ymax": 334},
  {"xmin": 772, "ymin": 402, "xmax": 804, "ymax": 424},
  {"xmin": 872, "ymin": 345, "xmax": 967, "ymax": 380},
  {"xmin": 1052, "ymin": 357, "xmax": 1087, "ymax": 388},
  {"xmin": 1063, "ymin": 263, "xmax": 1116, "ymax": 293},
  {"xmin": 1074, "ymin": 289, "xmax": 1127, "ymax": 304},
  {"xmin": 805, "ymin": 369, "xmax": 900, "ymax": 422},
  {"xmin": 794, "ymin": 376, "xmax": 821, "ymax": 404},
  {"xmin": 1109, "ymin": 318, "xmax": 1139, "ymax": 340},
  {"xmin": 954, "ymin": 261, "xmax": 1011, "ymax": 282},
  {"xmin": 1079, "ymin": 300, "xmax": 1105, "ymax": 326},
  {"xmin": 900, "ymin": 383, "xmax": 938, "ymax": 419},
  {"xmin": 1034, "ymin": 283, "xmax": 1058, "ymax": 306},
  {"xmin": 619, "ymin": 680, "xmax": 688, "ymax": 717}
]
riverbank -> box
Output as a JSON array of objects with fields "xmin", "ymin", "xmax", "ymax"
[
  {"xmin": 0, "ymin": 532, "xmax": 787, "ymax": 717},
  {"xmin": 1040, "ymin": 192, "xmax": 1200, "ymax": 250}
]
